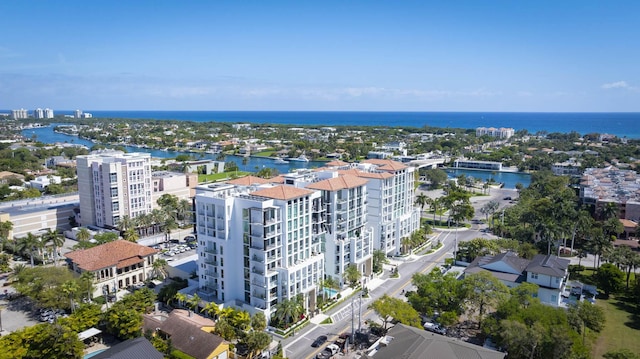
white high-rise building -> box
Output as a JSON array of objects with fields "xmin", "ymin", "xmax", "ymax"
[
  {"xmin": 77, "ymin": 150, "xmax": 153, "ymax": 228},
  {"xmin": 75, "ymin": 109, "xmax": 83, "ymax": 118},
  {"xmin": 44, "ymin": 108, "xmax": 54, "ymax": 118},
  {"xmin": 346, "ymin": 159, "xmax": 420, "ymax": 256},
  {"xmin": 194, "ymin": 177, "xmax": 325, "ymax": 319},
  {"xmin": 194, "ymin": 159, "xmax": 418, "ymax": 318},
  {"xmin": 306, "ymin": 173, "xmax": 373, "ymax": 286},
  {"xmin": 34, "ymin": 108, "xmax": 44, "ymax": 119},
  {"xmin": 11, "ymin": 109, "xmax": 28, "ymax": 119}
]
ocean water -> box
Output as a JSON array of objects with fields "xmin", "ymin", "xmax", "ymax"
[{"xmin": 21, "ymin": 111, "xmax": 640, "ymax": 138}]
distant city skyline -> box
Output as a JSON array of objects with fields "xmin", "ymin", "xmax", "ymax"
[{"xmin": 1, "ymin": 1, "xmax": 638, "ymax": 112}]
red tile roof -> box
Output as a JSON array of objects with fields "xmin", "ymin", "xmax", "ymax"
[
  {"xmin": 325, "ymin": 160, "xmax": 349, "ymax": 166},
  {"xmin": 362, "ymin": 159, "xmax": 408, "ymax": 171},
  {"xmin": 227, "ymin": 175, "xmax": 269, "ymax": 186},
  {"xmin": 250, "ymin": 185, "xmax": 315, "ymax": 200},
  {"xmin": 65, "ymin": 240, "xmax": 157, "ymax": 271},
  {"xmin": 306, "ymin": 174, "xmax": 368, "ymax": 191}
]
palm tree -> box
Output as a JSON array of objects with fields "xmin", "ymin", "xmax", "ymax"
[
  {"xmin": 161, "ymin": 212, "xmax": 178, "ymax": 243},
  {"xmin": 116, "ymin": 215, "xmax": 134, "ymax": 232},
  {"xmin": 152, "ymin": 259, "xmax": 168, "ymax": 280},
  {"xmin": 172, "ymin": 292, "xmax": 187, "ymax": 308},
  {"xmin": 202, "ymin": 301, "xmax": 221, "ymax": 320},
  {"xmin": 187, "ymin": 293, "xmax": 201, "ymax": 313},
  {"xmin": 122, "ymin": 227, "xmax": 139, "ymax": 242},
  {"xmin": 273, "ymin": 298, "xmax": 303, "ymax": 327},
  {"xmin": 79, "ymin": 271, "xmax": 95, "ymax": 301},
  {"xmin": 228, "ymin": 310, "xmax": 251, "ymax": 332},
  {"xmin": 598, "ymin": 202, "xmax": 618, "ymax": 220},
  {"xmin": 414, "ymin": 193, "xmax": 428, "ymax": 214},
  {"xmin": 76, "ymin": 228, "xmax": 91, "ymax": 242},
  {"xmin": 61, "ymin": 280, "xmax": 80, "ymax": 312},
  {"xmin": 16, "ymin": 233, "xmax": 43, "ymax": 267},
  {"xmin": 43, "ymin": 229, "xmax": 64, "ymax": 266},
  {"xmin": 177, "ymin": 199, "xmax": 193, "ymax": 226}
]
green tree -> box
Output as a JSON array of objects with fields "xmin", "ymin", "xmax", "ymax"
[
  {"xmin": 251, "ymin": 312, "xmax": 267, "ymax": 332},
  {"xmin": 43, "ymin": 229, "xmax": 65, "ymax": 266},
  {"xmin": 273, "ymin": 297, "xmax": 303, "ymax": 327},
  {"xmin": 202, "ymin": 301, "xmax": 221, "ymax": 320},
  {"xmin": 343, "ymin": 264, "xmax": 362, "ymax": 288},
  {"xmin": 105, "ymin": 302, "xmax": 143, "ymax": 340},
  {"xmin": 596, "ymin": 263, "xmax": 624, "ymax": 296},
  {"xmin": 568, "ymin": 301, "xmax": 605, "ymax": 345},
  {"xmin": 424, "ymin": 168, "xmax": 448, "ymax": 189},
  {"xmin": 408, "ymin": 269, "xmax": 467, "ymax": 326},
  {"xmin": 213, "ymin": 317, "xmax": 237, "ymax": 341},
  {"xmin": 76, "ymin": 228, "xmax": 91, "ymax": 242},
  {"xmin": 369, "ymin": 294, "xmax": 421, "ymax": 331},
  {"xmin": 58, "ymin": 303, "xmax": 102, "ymax": 333},
  {"xmin": 152, "ymin": 258, "xmax": 168, "ymax": 280},
  {"xmin": 463, "ymin": 271, "xmax": 509, "ymax": 329},
  {"xmin": 186, "ymin": 293, "xmax": 201, "ymax": 313},
  {"xmin": 372, "ymin": 249, "xmax": 388, "ymax": 274},
  {"xmin": 415, "ymin": 193, "xmax": 428, "ymax": 213},
  {"xmin": 0, "ymin": 323, "xmax": 84, "ymax": 359},
  {"xmin": 79, "ymin": 271, "xmax": 96, "ymax": 301},
  {"xmin": 16, "ymin": 233, "xmax": 43, "ymax": 267},
  {"xmin": 61, "ymin": 280, "xmax": 80, "ymax": 313},
  {"xmin": 122, "ymin": 227, "xmax": 139, "ymax": 242},
  {"xmin": 243, "ymin": 331, "xmax": 272, "ymax": 359},
  {"xmin": 0, "ymin": 220, "xmax": 13, "ymax": 239}
]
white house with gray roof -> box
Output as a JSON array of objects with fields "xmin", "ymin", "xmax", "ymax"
[{"xmin": 464, "ymin": 252, "xmax": 570, "ymax": 307}]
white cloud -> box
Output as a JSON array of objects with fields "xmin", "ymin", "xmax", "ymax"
[{"xmin": 601, "ymin": 81, "xmax": 637, "ymax": 91}]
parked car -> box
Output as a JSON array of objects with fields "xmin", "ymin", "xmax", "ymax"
[
  {"xmin": 424, "ymin": 322, "xmax": 447, "ymax": 335},
  {"xmin": 184, "ymin": 235, "xmax": 196, "ymax": 242},
  {"xmin": 311, "ymin": 335, "xmax": 328, "ymax": 347}
]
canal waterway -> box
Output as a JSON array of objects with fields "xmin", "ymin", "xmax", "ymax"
[
  {"xmin": 22, "ymin": 124, "xmax": 326, "ymax": 173},
  {"xmin": 445, "ymin": 168, "xmax": 530, "ymax": 189}
]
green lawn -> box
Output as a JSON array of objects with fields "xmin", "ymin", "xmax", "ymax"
[
  {"xmin": 198, "ymin": 171, "xmax": 251, "ymax": 182},
  {"xmin": 593, "ymin": 295, "xmax": 640, "ymax": 358},
  {"xmin": 570, "ymin": 268, "xmax": 640, "ymax": 358}
]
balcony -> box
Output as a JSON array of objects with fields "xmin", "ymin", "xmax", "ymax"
[
  {"xmin": 205, "ymin": 270, "xmax": 218, "ymax": 278},
  {"xmin": 251, "ymin": 278, "xmax": 266, "ymax": 287},
  {"xmin": 251, "ymin": 255, "xmax": 264, "ymax": 263},
  {"xmin": 204, "ymin": 247, "xmax": 217, "ymax": 255},
  {"xmin": 205, "ymin": 259, "xmax": 218, "ymax": 266},
  {"xmin": 266, "ymin": 241, "xmax": 280, "ymax": 250},
  {"xmin": 252, "ymin": 267, "xmax": 264, "ymax": 275}
]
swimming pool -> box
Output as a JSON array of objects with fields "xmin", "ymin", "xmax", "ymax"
[{"xmin": 323, "ymin": 288, "xmax": 339, "ymax": 298}]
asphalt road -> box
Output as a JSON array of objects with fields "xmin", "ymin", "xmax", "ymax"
[{"xmin": 283, "ymin": 226, "xmax": 497, "ymax": 359}]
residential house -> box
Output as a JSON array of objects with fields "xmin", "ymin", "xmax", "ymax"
[
  {"xmin": 143, "ymin": 309, "xmax": 229, "ymax": 359},
  {"xmin": 369, "ymin": 324, "xmax": 505, "ymax": 359},
  {"xmin": 464, "ymin": 252, "xmax": 570, "ymax": 307},
  {"xmin": 91, "ymin": 337, "xmax": 164, "ymax": 359}
]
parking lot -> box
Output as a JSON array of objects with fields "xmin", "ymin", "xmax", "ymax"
[{"xmin": 0, "ymin": 275, "xmax": 39, "ymax": 334}]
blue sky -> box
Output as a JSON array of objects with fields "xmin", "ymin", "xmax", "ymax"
[{"xmin": 1, "ymin": 1, "xmax": 638, "ymax": 112}]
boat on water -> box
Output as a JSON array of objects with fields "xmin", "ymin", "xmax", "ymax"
[
  {"xmin": 287, "ymin": 154, "xmax": 309, "ymax": 162},
  {"xmin": 274, "ymin": 157, "xmax": 289, "ymax": 164}
]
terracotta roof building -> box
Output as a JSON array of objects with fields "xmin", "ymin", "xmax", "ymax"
[{"xmin": 65, "ymin": 240, "xmax": 158, "ymax": 297}]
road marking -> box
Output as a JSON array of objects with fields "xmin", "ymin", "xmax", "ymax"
[{"xmin": 301, "ymin": 243, "xmax": 452, "ymax": 359}]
